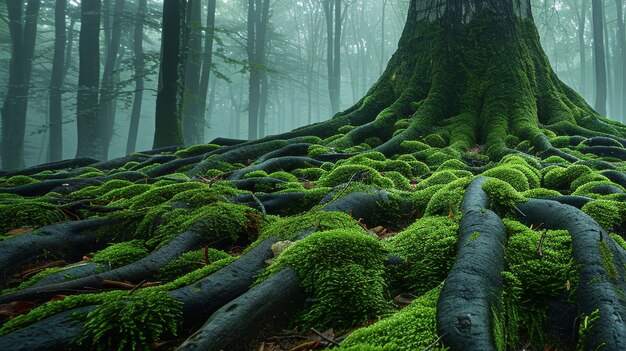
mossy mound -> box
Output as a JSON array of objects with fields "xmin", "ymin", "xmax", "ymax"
[
  {"xmin": 340, "ymin": 287, "xmax": 443, "ymax": 351},
  {"xmin": 259, "ymin": 229, "xmax": 390, "ymax": 329},
  {"xmin": 386, "ymin": 216, "xmax": 458, "ymax": 293},
  {"xmin": 0, "ymin": 201, "xmax": 65, "ymax": 234}
]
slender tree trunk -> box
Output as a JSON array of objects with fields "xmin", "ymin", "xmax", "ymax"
[
  {"xmin": 126, "ymin": 0, "xmax": 147, "ymax": 154},
  {"xmin": 592, "ymin": 0, "xmax": 607, "ymax": 115},
  {"xmin": 100, "ymin": 0, "xmax": 125, "ymax": 159},
  {"xmin": 323, "ymin": 0, "xmax": 341, "ymax": 115},
  {"xmin": 49, "ymin": 0, "xmax": 67, "ymax": 162},
  {"xmin": 193, "ymin": 0, "xmax": 217, "ymax": 144},
  {"xmin": 257, "ymin": 0, "xmax": 270, "ymax": 139},
  {"xmin": 578, "ymin": 0, "xmax": 588, "ymax": 98},
  {"xmin": 247, "ymin": 0, "xmax": 270, "ymax": 140},
  {"xmin": 380, "ymin": 0, "xmax": 387, "ymax": 75},
  {"xmin": 617, "ymin": 0, "xmax": 626, "ymax": 122},
  {"xmin": 76, "ymin": 0, "xmax": 104, "ymax": 159},
  {"xmin": 182, "ymin": 0, "xmax": 203, "ymax": 146},
  {"xmin": 247, "ymin": 0, "xmax": 259, "ymax": 140},
  {"xmin": 153, "ymin": 0, "xmax": 186, "ymax": 149},
  {"xmin": 1, "ymin": 0, "xmax": 41, "ymax": 170}
]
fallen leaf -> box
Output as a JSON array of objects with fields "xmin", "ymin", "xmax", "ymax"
[{"xmin": 4, "ymin": 227, "xmax": 35, "ymax": 235}]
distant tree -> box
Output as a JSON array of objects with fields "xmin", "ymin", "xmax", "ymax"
[
  {"xmin": 1, "ymin": 0, "xmax": 41, "ymax": 170},
  {"xmin": 182, "ymin": 0, "xmax": 203, "ymax": 146},
  {"xmin": 616, "ymin": 0, "xmax": 626, "ymax": 122},
  {"xmin": 246, "ymin": 0, "xmax": 271, "ymax": 140},
  {"xmin": 323, "ymin": 0, "xmax": 342, "ymax": 115},
  {"xmin": 153, "ymin": 0, "xmax": 186, "ymax": 148},
  {"xmin": 49, "ymin": 0, "xmax": 67, "ymax": 162},
  {"xmin": 76, "ymin": 0, "xmax": 104, "ymax": 159},
  {"xmin": 100, "ymin": 0, "xmax": 126, "ymax": 159},
  {"xmin": 592, "ymin": 0, "xmax": 607, "ymax": 115},
  {"xmin": 126, "ymin": 0, "xmax": 147, "ymax": 154}
]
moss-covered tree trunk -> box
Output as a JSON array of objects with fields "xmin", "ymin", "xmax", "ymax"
[{"xmin": 3, "ymin": 1, "xmax": 626, "ymax": 351}]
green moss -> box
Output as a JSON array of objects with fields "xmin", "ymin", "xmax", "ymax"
[
  {"xmin": 91, "ymin": 240, "xmax": 149, "ymax": 269},
  {"xmin": 381, "ymin": 171, "xmax": 412, "ymax": 191},
  {"xmin": 1, "ymin": 175, "xmax": 39, "ymax": 187},
  {"xmin": 340, "ymin": 287, "xmax": 443, "ymax": 351},
  {"xmin": 78, "ymin": 290, "xmax": 182, "ymax": 351},
  {"xmin": 581, "ymin": 200, "xmax": 625, "ymax": 232},
  {"xmin": 0, "ymin": 201, "xmax": 65, "ymax": 234},
  {"xmin": 572, "ymin": 181, "xmax": 625, "ymax": 198},
  {"xmin": 174, "ymin": 144, "xmax": 221, "ymax": 158},
  {"xmin": 400, "ymin": 140, "xmax": 430, "ymax": 153},
  {"xmin": 416, "ymin": 171, "xmax": 458, "ymax": 190},
  {"xmin": 569, "ymin": 173, "xmax": 610, "ymax": 192},
  {"xmin": 317, "ymin": 164, "xmax": 393, "ymax": 188},
  {"xmin": 142, "ymin": 202, "xmax": 260, "ymax": 249},
  {"xmin": 291, "ymin": 167, "xmax": 326, "ymax": 181},
  {"xmin": 410, "ymin": 184, "xmax": 445, "ymax": 214},
  {"xmin": 129, "ymin": 182, "xmax": 207, "ymax": 210},
  {"xmin": 242, "ymin": 170, "xmax": 269, "ymax": 179},
  {"xmin": 542, "ymin": 155, "xmax": 569, "ymax": 164},
  {"xmin": 156, "ymin": 248, "xmax": 230, "ymax": 281},
  {"xmin": 425, "ymin": 177, "xmax": 472, "ymax": 216},
  {"xmin": 70, "ymin": 180, "xmax": 134, "ymax": 198},
  {"xmin": 97, "ymin": 184, "xmax": 153, "ymax": 203},
  {"xmin": 481, "ymin": 178, "xmax": 525, "ymax": 213},
  {"xmin": 259, "ymin": 229, "xmax": 390, "ymax": 329},
  {"xmin": 436, "ymin": 159, "xmax": 468, "ymax": 171},
  {"xmin": 267, "ymin": 171, "xmax": 299, "ymax": 183},
  {"xmin": 521, "ymin": 188, "xmax": 562, "ymax": 199},
  {"xmin": 598, "ymin": 240, "xmax": 618, "ymax": 280},
  {"xmin": 386, "ymin": 216, "xmax": 458, "ymax": 293},
  {"xmin": 255, "ymin": 211, "xmax": 360, "ymax": 244},
  {"xmin": 423, "ymin": 134, "xmax": 446, "ymax": 148},
  {"xmin": 504, "ymin": 219, "xmax": 575, "ymax": 299},
  {"xmin": 338, "ymin": 125, "xmax": 356, "ymax": 134},
  {"xmin": 482, "ymin": 166, "xmax": 530, "ymax": 192},
  {"xmin": 364, "ymin": 137, "xmax": 383, "ymax": 148}
]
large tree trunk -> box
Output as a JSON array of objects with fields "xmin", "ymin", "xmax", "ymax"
[
  {"xmin": 126, "ymin": 0, "xmax": 147, "ymax": 154},
  {"xmin": 153, "ymin": 0, "xmax": 186, "ymax": 149},
  {"xmin": 1, "ymin": 0, "xmax": 41, "ymax": 170},
  {"xmin": 48, "ymin": 0, "xmax": 67, "ymax": 163},
  {"xmin": 76, "ymin": 0, "xmax": 104, "ymax": 160}
]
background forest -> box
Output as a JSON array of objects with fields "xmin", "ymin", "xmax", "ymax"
[{"xmin": 0, "ymin": 0, "xmax": 621, "ymax": 169}]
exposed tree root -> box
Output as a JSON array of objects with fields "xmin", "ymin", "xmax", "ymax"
[
  {"xmin": 517, "ymin": 199, "xmax": 626, "ymax": 351},
  {"xmin": 437, "ymin": 176, "xmax": 507, "ymax": 350},
  {"xmin": 176, "ymin": 268, "xmax": 304, "ymax": 351},
  {"xmin": 0, "ymin": 218, "xmax": 114, "ymax": 289}
]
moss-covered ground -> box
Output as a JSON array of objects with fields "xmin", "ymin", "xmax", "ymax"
[{"xmin": 2, "ymin": 4, "xmax": 626, "ymax": 351}]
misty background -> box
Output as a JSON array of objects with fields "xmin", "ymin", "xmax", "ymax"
[{"xmin": 0, "ymin": 0, "xmax": 620, "ymax": 168}]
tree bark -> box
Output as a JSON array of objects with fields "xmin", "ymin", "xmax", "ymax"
[
  {"xmin": 153, "ymin": 0, "xmax": 186, "ymax": 149},
  {"xmin": 48, "ymin": 0, "xmax": 67, "ymax": 162},
  {"xmin": 182, "ymin": 0, "xmax": 203, "ymax": 146},
  {"xmin": 592, "ymin": 0, "xmax": 607, "ymax": 115},
  {"xmin": 76, "ymin": 0, "xmax": 104, "ymax": 160},
  {"xmin": 126, "ymin": 0, "xmax": 147, "ymax": 154},
  {"xmin": 1, "ymin": 0, "xmax": 41, "ymax": 170}
]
